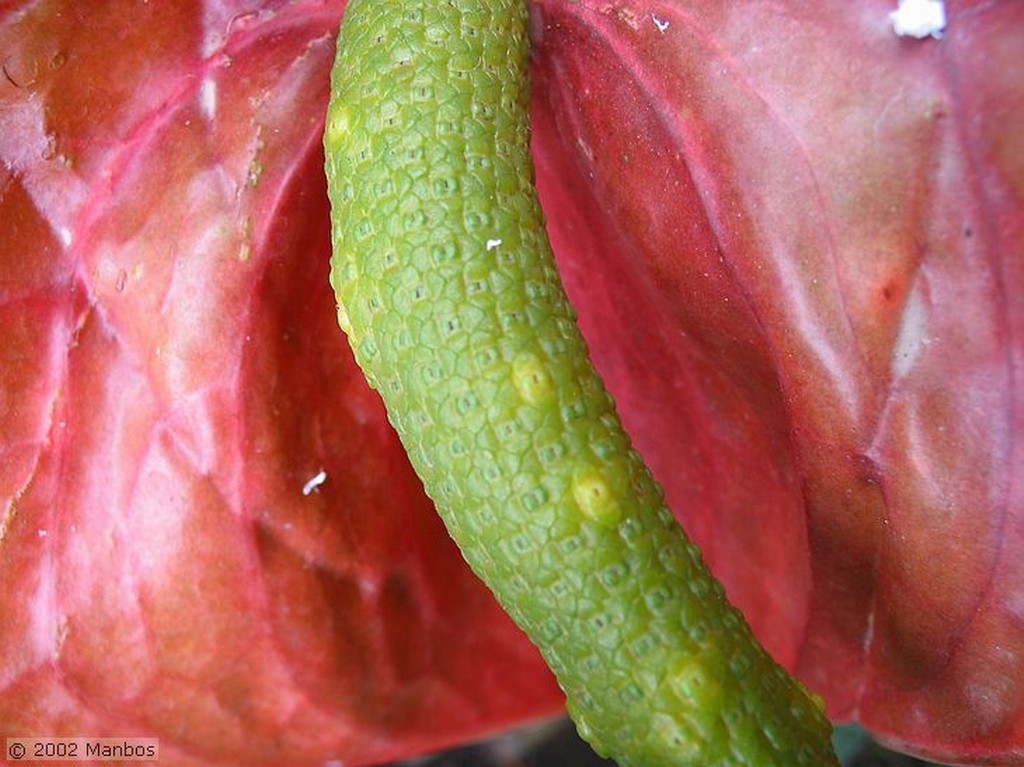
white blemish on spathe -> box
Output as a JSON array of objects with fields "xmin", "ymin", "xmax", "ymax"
[
  {"xmin": 302, "ymin": 469, "xmax": 327, "ymax": 496},
  {"xmin": 37, "ymin": 529, "xmax": 48, "ymax": 538},
  {"xmin": 889, "ymin": 0, "xmax": 946, "ymax": 39},
  {"xmin": 57, "ymin": 226, "xmax": 73, "ymax": 248},
  {"xmin": 200, "ymin": 77, "xmax": 218, "ymax": 120},
  {"xmin": 892, "ymin": 276, "xmax": 931, "ymax": 378},
  {"xmin": 652, "ymin": 14, "xmax": 670, "ymax": 33},
  {"xmin": 485, "ymin": 238, "xmax": 502, "ymax": 251}
]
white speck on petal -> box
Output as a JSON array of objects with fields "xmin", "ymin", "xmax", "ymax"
[
  {"xmin": 37, "ymin": 529, "xmax": 48, "ymax": 538},
  {"xmin": 200, "ymin": 77, "xmax": 218, "ymax": 120},
  {"xmin": 652, "ymin": 14, "xmax": 670, "ymax": 33},
  {"xmin": 302, "ymin": 470, "xmax": 327, "ymax": 496},
  {"xmin": 890, "ymin": 0, "xmax": 946, "ymax": 39},
  {"xmin": 485, "ymin": 238, "xmax": 502, "ymax": 251},
  {"xmin": 57, "ymin": 226, "xmax": 73, "ymax": 248}
]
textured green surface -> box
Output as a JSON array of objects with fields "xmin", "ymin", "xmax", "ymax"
[{"xmin": 323, "ymin": 1, "xmax": 839, "ymax": 764}]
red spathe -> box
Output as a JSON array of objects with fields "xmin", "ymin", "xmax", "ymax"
[{"xmin": 0, "ymin": 1, "xmax": 1021, "ymax": 764}]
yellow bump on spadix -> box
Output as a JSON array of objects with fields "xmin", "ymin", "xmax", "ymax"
[
  {"xmin": 325, "ymin": 104, "xmax": 350, "ymax": 146},
  {"xmin": 512, "ymin": 352, "xmax": 554, "ymax": 406},
  {"xmin": 336, "ymin": 302, "xmax": 352, "ymax": 335},
  {"xmin": 670, "ymin": 655, "xmax": 724, "ymax": 711},
  {"xmin": 572, "ymin": 467, "xmax": 622, "ymax": 527}
]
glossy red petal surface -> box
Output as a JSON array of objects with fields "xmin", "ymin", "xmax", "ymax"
[{"xmin": 2, "ymin": 0, "xmax": 1022, "ymax": 765}]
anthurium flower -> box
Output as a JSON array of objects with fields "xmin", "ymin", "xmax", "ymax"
[{"xmin": 0, "ymin": 1, "xmax": 1020, "ymax": 764}]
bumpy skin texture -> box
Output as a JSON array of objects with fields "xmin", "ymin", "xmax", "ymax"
[{"xmin": 324, "ymin": 1, "xmax": 837, "ymax": 764}]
